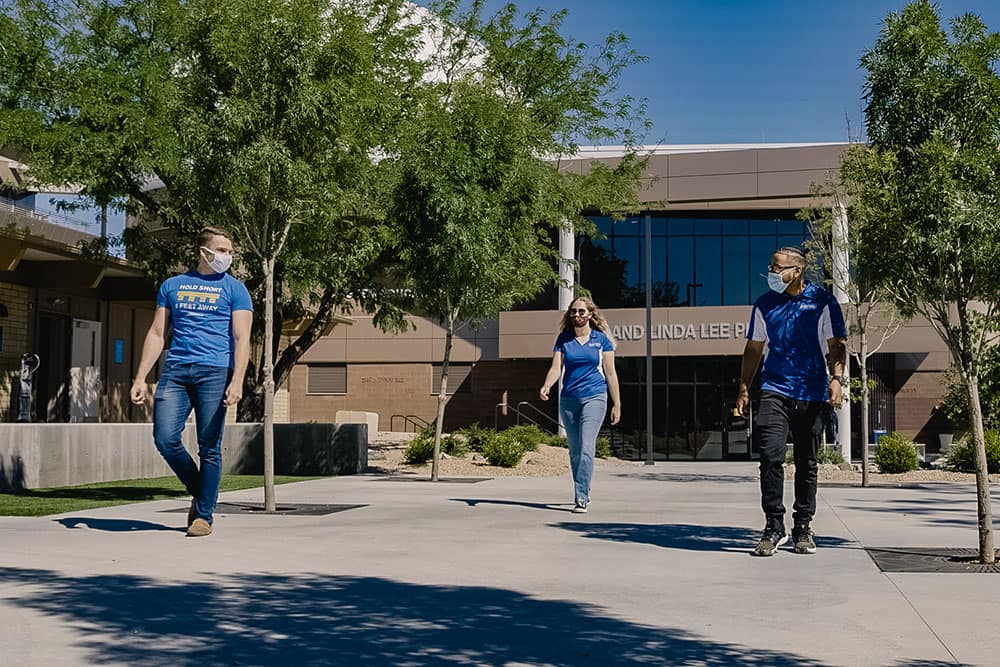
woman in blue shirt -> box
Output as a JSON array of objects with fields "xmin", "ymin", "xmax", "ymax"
[{"xmin": 539, "ymin": 297, "xmax": 621, "ymax": 512}]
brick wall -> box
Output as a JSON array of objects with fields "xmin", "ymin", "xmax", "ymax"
[
  {"xmin": 0, "ymin": 282, "xmax": 32, "ymax": 421},
  {"xmin": 288, "ymin": 359, "xmax": 552, "ymax": 433},
  {"xmin": 893, "ymin": 369, "xmax": 950, "ymax": 449}
]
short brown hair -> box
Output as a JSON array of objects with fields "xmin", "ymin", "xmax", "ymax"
[{"xmin": 197, "ymin": 226, "xmax": 232, "ymax": 247}]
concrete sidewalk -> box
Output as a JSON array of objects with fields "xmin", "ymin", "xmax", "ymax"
[{"xmin": 1, "ymin": 462, "xmax": 998, "ymax": 666}]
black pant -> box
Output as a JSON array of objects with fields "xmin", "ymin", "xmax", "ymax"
[{"xmin": 755, "ymin": 391, "xmax": 823, "ymax": 530}]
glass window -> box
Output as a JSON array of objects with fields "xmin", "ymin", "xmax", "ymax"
[
  {"xmin": 693, "ymin": 218, "xmax": 721, "ymax": 236},
  {"xmin": 591, "ymin": 216, "xmax": 612, "ymax": 236},
  {"xmin": 750, "ymin": 236, "xmax": 776, "ymax": 298},
  {"xmin": 722, "ymin": 218, "xmax": 748, "ymax": 236},
  {"xmin": 649, "ymin": 216, "xmax": 667, "ymax": 236},
  {"xmin": 722, "ymin": 236, "xmax": 750, "ymax": 305},
  {"xmin": 614, "ymin": 217, "xmax": 640, "ymax": 236},
  {"xmin": 777, "ymin": 219, "xmax": 805, "ymax": 236},
  {"xmin": 666, "ymin": 236, "xmax": 694, "ymax": 305},
  {"xmin": 749, "ymin": 219, "xmax": 777, "ymax": 236},
  {"xmin": 693, "ymin": 236, "xmax": 722, "ymax": 306},
  {"xmin": 667, "ymin": 218, "xmax": 694, "ymax": 236}
]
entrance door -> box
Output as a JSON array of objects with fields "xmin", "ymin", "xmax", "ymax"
[
  {"xmin": 37, "ymin": 314, "xmax": 71, "ymax": 422},
  {"xmin": 69, "ymin": 318, "xmax": 102, "ymax": 422}
]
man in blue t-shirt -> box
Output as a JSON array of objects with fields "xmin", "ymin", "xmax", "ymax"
[
  {"xmin": 735, "ymin": 246, "xmax": 846, "ymax": 557},
  {"xmin": 131, "ymin": 227, "xmax": 253, "ymax": 537}
]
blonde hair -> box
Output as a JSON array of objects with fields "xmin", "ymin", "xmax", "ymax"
[{"xmin": 560, "ymin": 297, "xmax": 616, "ymax": 349}]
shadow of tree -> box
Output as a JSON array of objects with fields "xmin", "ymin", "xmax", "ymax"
[
  {"xmin": 0, "ymin": 568, "xmax": 832, "ymax": 666},
  {"xmin": 611, "ymin": 472, "xmax": 759, "ymax": 484},
  {"xmin": 451, "ymin": 498, "xmax": 575, "ymax": 512},
  {"xmin": 55, "ymin": 518, "xmax": 183, "ymax": 532},
  {"xmin": 552, "ymin": 523, "xmax": 855, "ymax": 553}
]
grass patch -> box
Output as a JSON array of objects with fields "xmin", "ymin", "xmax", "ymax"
[{"xmin": 0, "ymin": 475, "xmax": 318, "ymax": 517}]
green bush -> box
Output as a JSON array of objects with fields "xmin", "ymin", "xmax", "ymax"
[
  {"xmin": 874, "ymin": 432, "xmax": 920, "ymax": 473},
  {"xmin": 785, "ymin": 445, "xmax": 844, "ymax": 465},
  {"xmin": 944, "ymin": 430, "xmax": 1000, "ymax": 473},
  {"xmin": 403, "ymin": 431, "xmax": 435, "ymax": 465},
  {"xmin": 501, "ymin": 424, "xmax": 553, "ymax": 452},
  {"xmin": 595, "ymin": 436, "xmax": 611, "ymax": 459},
  {"xmin": 482, "ymin": 430, "xmax": 526, "ymax": 467},
  {"xmin": 440, "ymin": 433, "xmax": 468, "ymax": 457},
  {"xmin": 547, "ymin": 434, "xmax": 568, "ymax": 448},
  {"xmin": 456, "ymin": 422, "xmax": 493, "ymax": 452}
]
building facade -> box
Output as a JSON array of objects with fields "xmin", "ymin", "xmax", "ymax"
[{"xmin": 286, "ymin": 143, "xmax": 953, "ymax": 460}]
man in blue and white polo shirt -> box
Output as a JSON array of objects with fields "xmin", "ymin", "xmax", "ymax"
[{"xmin": 736, "ymin": 246, "xmax": 847, "ymax": 557}]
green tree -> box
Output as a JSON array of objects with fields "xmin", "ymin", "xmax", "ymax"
[
  {"xmin": 939, "ymin": 343, "xmax": 1000, "ymax": 434},
  {"xmin": 0, "ymin": 0, "xmax": 421, "ymax": 508},
  {"xmin": 847, "ymin": 0, "xmax": 1000, "ymax": 562},
  {"xmin": 386, "ymin": 0, "xmax": 647, "ymax": 480}
]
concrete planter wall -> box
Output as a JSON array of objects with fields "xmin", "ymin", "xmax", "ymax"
[{"xmin": 0, "ymin": 422, "xmax": 367, "ymax": 491}]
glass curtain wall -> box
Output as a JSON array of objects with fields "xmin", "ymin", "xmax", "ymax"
[{"xmin": 578, "ymin": 214, "xmax": 811, "ymax": 309}]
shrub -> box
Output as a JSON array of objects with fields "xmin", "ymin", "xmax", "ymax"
[
  {"xmin": 874, "ymin": 432, "xmax": 920, "ymax": 473},
  {"xmin": 403, "ymin": 430, "xmax": 435, "ymax": 465},
  {"xmin": 482, "ymin": 430, "xmax": 526, "ymax": 467},
  {"xmin": 785, "ymin": 445, "xmax": 844, "ymax": 465},
  {"xmin": 457, "ymin": 422, "xmax": 493, "ymax": 452},
  {"xmin": 501, "ymin": 424, "xmax": 551, "ymax": 452},
  {"xmin": 547, "ymin": 434, "xmax": 568, "ymax": 448},
  {"xmin": 440, "ymin": 433, "xmax": 468, "ymax": 457},
  {"xmin": 595, "ymin": 436, "xmax": 611, "ymax": 459},
  {"xmin": 818, "ymin": 446, "xmax": 844, "ymax": 465},
  {"xmin": 944, "ymin": 430, "xmax": 1000, "ymax": 473}
]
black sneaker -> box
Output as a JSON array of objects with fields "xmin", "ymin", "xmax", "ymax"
[
  {"xmin": 793, "ymin": 526, "xmax": 817, "ymax": 554},
  {"xmin": 752, "ymin": 528, "xmax": 788, "ymax": 557}
]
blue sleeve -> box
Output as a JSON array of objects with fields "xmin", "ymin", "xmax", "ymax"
[
  {"xmin": 600, "ymin": 331, "xmax": 614, "ymax": 351},
  {"xmin": 553, "ymin": 332, "xmax": 567, "ymax": 353},
  {"xmin": 828, "ymin": 292, "xmax": 847, "ymax": 338},
  {"xmin": 156, "ymin": 279, "xmax": 170, "ymax": 309},
  {"xmin": 230, "ymin": 279, "xmax": 254, "ymax": 312}
]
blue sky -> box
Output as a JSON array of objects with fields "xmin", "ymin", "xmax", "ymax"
[{"xmin": 476, "ymin": 0, "xmax": 1000, "ymax": 145}]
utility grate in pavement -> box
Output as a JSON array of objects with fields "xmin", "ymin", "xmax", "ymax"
[
  {"xmin": 165, "ymin": 503, "xmax": 367, "ymax": 516},
  {"xmin": 865, "ymin": 547, "xmax": 1000, "ymax": 573},
  {"xmin": 371, "ymin": 476, "xmax": 492, "ymax": 483}
]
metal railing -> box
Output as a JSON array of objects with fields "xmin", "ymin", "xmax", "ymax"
[
  {"xmin": 494, "ymin": 401, "xmax": 559, "ymax": 434},
  {"xmin": 389, "ymin": 414, "xmax": 431, "ymax": 433}
]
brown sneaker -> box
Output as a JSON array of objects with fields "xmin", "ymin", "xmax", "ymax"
[
  {"xmin": 187, "ymin": 500, "xmax": 197, "ymax": 528},
  {"xmin": 186, "ymin": 518, "xmax": 213, "ymax": 537}
]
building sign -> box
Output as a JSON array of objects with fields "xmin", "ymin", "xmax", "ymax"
[{"xmin": 612, "ymin": 322, "xmax": 747, "ymax": 342}]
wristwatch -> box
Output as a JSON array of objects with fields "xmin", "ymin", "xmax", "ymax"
[{"xmin": 829, "ymin": 375, "xmax": 845, "ymax": 385}]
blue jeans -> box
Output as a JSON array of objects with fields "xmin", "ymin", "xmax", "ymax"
[
  {"xmin": 560, "ymin": 393, "xmax": 607, "ymax": 505},
  {"xmin": 153, "ymin": 363, "xmax": 231, "ymax": 524}
]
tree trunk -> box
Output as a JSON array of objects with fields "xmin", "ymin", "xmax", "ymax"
[
  {"xmin": 965, "ymin": 369, "xmax": 995, "ymax": 564},
  {"xmin": 956, "ymin": 302, "xmax": 995, "ymax": 564},
  {"xmin": 860, "ymin": 333, "xmax": 870, "ymax": 488},
  {"xmin": 431, "ymin": 313, "xmax": 455, "ymax": 482},
  {"xmin": 263, "ymin": 257, "xmax": 276, "ymax": 512}
]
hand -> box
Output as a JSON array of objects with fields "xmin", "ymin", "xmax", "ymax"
[
  {"xmin": 130, "ymin": 379, "xmax": 147, "ymax": 405},
  {"xmin": 539, "ymin": 385, "xmax": 550, "ymax": 401},
  {"xmin": 224, "ymin": 381, "xmax": 243, "ymax": 407},
  {"xmin": 735, "ymin": 391, "xmax": 750, "ymax": 417},
  {"xmin": 828, "ymin": 379, "xmax": 843, "ymax": 408},
  {"xmin": 610, "ymin": 403, "xmax": 621, "ymax": 425}
]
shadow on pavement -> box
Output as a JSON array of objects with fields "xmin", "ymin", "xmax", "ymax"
[
  {"xmin": 55, "ymin": 518, "xmax": 183, "ymax": 532},
  {"xmin": 553, "ymin": 522, "xmax": 855, "ymax": 553},
  {"xmin": 0, "ymin": 568, "xmax": 832, "ymax": 666},
  {"xmin": 611, "ymin": 472, "xmax": 758, "ymax": 484},
  {"xmin": 452, "ymin": 498, "xmax": 575, "ymax": 512}
]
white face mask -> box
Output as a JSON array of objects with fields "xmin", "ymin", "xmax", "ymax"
[
  {"xmin": 767, "ymin": 270, "xmax": 790, "ymax": 293},
  {"xmin": 201, "ymin": 247, "xmax": 233, "ymax": 274}
]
